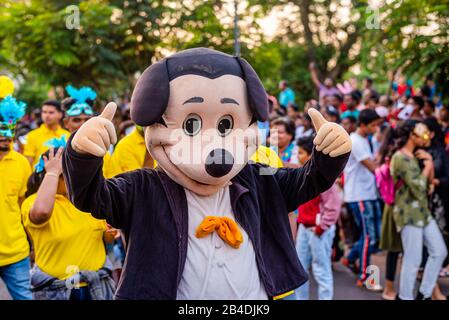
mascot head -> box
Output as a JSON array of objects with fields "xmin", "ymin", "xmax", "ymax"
[{"xmin": 130, "ymin": 48, "xmax": 268, "ymax": 195}]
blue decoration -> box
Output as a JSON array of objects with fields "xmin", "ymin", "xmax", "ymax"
[
  {"xmin": 66, "ymin": 85, "xmax": 97, "ymax": 103},
  {"xmin": 44, "ymin": 135, "xmax": 67, "ymax": 149},
  {"xmin": 0, "ymin": 95, "xmax": 27, "ymax": 137},
  {"xmin": 65, "ymin": 85, "xmax": 96, "ymax": 117},
  {"xmin": 34, "ymin": 157, "xmax": 45, "ymax": 174},
  {"xmin": 35, "ymin": 135, "xmax": 67, "ymax": 173}
]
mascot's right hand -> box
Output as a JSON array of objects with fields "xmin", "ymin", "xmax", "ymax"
[{"xmin": 71, "ymin": 102, "xmax": 117, "ymax": 157}]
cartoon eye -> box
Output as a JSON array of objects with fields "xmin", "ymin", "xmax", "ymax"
[
  {"xmin": 217, "ymin": 115, "xmax": 234, "ymax": 137},
  {"xmin": 183, "ymin": 114, "xmax": 202, "ymax": 136}
]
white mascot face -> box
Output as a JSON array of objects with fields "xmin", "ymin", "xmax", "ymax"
[{"xmin": 130, "ymin": 48, "xmax": 268, "ymax": 196}]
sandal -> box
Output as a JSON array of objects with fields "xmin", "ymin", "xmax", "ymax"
[{"xmin": 382, "ymin": 292, "xmax": 397, "ymax": 300}]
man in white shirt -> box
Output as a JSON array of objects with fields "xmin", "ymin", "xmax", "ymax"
[{"xmin": 341, "ymin": 109, "xmax": 383, "ymax": 290}]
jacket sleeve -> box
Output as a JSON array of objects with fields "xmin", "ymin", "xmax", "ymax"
[
  {"xmin": 62, "ymin": 133, "xmax": 137, "ymax": 230},
  {"xmin": 274, "ymin": 149, "xmax": 349, "ymax": 212},
  {"xmin": 318, "ymin": 183, "xmax": 342, "ymax": 230}
]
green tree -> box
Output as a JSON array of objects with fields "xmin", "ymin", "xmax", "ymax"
[
  {"xmin": 0, "ymin": 0, "xmax": 123, "ymax": 100},
  {"xmin": 242, "ymin": 0, "xmax": 373, "ymax": 104},
  {"xmin": 361, "ymin": 0, "xmax": 449, "ymax": 102},
  {"xmin": 0, "ymin": 0, "xmax": 265, "ymax": 107},
  {"xmin": 253, "ymin": 0, "xmax": 371, "ymax": 77}
]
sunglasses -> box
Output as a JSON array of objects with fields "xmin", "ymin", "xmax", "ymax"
[
  {"xmin": 413, "ymin": 132, "xmax": 430, "ymax": 141},
  {"xmin": 412, "ymin": 124, "xmax": 431, "ymax": 141},
  {"xmin": 70, "ymin": 116, "xmax": 91, "ymax": 123},
  {"xmin": 66, "ymin": 103, "xmax": 94, "ymax": 117}
]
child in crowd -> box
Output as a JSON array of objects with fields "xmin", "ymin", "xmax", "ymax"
[{"xmin": 295, "ymin": 136, "xmax": 342, "ymax": 300}]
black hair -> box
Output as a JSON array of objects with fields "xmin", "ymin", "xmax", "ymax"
[
  {"xmin": 287, "ymin": 103, "xmax": 298, "ymax": 111},
  {"xmin": 14, "ymin": 123, "xmax": 31, "ymax": 139},
  {"xmin": 424, "ymin": 99, "xmax": 435, "ymax": 111},
  {"xmin": 378, "ymin": 120, "xmax": 421, "ymax": 164},
  {"xmin": 358, "ymin": 109, "xmax": 381, "ymax": 126},
  {"xmin": 381, "ymin": 95, "xmax": 393, "ymax": 107},
  {"xmin": 423, "ymin": 117, "xmax": 444, "ymax": 146},
  {"xmin": 325, "ymin": 106, "xmax": 340, "ymax": 123},
  {"xmin": 378, "ymin": 126, "xmax": 395, "ymax": 165},
  {"xmin": 331, "ymin": 93, "xmax": 343, "ymax": 102},
  {"xmin": 420, "ymin": 85, "xmax": 432, "ymax": 98},
  {"xmin": 364, "ymin": 77, "xmax": 373, "ymax": 85},
  {"xmin": 271, "ymin": 117, "xmax": 296, "ymax": 142},
  {"xmin": 395, "ymin": 119, "xmax": 421, "ymax": 147},
  {"xmin": 342, "ymin": 115, "xmax": 357, "ymax": 124},
  {"xmin": 411, "ymin": 96, "xmax": 425, "ymax": 109},
  {"xmin": 42, "ymin": 100, "xmax": 62, "ymax": 112},
  {"xmin": 345, "ymin": 90, "xmax": 361, "ymax": 103},
  {"xmin": 25, "ymin": 148, "xmax": 63, "ymax": 198},
  {"xmin": 303, "ymin": 114, "xmax": 312, "ymax": 124},
  {"xmin": 367, "ymin": 90, "xmax": 379, "ymax": 103},
  {"xmin": 297, "ymin": 136, "xmax": 314, "ymax": 155},
  {"xmin": 130, "ymin": 48, "xmax": 268, "ymax": 126}
]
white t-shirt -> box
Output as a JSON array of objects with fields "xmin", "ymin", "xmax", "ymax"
[
  {"xmin": 177, "ymin": 186, "xmax": 268, "ymax": 300},
  {"xmin": 343, "ymin": 132, "xmax": 378, "ymax": 202},
  {"xmin": 295, "ymin": 126, "xmax": 314, "ymax": 142}
]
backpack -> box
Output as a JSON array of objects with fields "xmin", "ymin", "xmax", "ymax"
[{"xmin": 375, "ymin": 162, "xmax": 403, "ymax": 205}]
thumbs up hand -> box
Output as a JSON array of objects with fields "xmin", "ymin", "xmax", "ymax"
[
  {"xmin": 308, "ymin": 108, "xmax": 351, "ymax": 157},
  {"xmin": 71, "ymin": 102, "xmax": 118, "ymax": 157}
]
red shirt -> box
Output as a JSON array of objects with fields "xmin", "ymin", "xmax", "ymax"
[{"xmin": 297, "ymin": 196, "xmax": 320, "ymax": 227}]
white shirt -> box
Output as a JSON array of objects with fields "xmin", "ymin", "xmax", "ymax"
[
  {"xmin": 343, "ymin": 132, "xmax": 378, "ymax": 202},
  {"xmin": 177, "ymin": 186, "xmax": 268, "ymax": 300},
  {"xmin": 295, "ymin": 126, "xmax": 314, "ymax": 142}
]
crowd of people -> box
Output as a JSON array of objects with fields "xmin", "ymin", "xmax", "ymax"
[
  {"xmin": 269, "ymin": 65, "xmax": 449, "ymax": 300},
  {"xmin": 0, "ymin": 63, "xmax": 448, "ymax": 300}
]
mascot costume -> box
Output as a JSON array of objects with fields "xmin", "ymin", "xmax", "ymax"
[{"xmin": 62, "ymin": 48, "xmax": 351, "ymax": 300}]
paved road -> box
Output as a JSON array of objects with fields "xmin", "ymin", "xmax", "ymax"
[
  {"xmin": 1, "ymin": 252, "xmax": 448, "ymax": 300},
  {"xmin": 310, "ymin": 251, "xmax": 449, "ymax": 300}
]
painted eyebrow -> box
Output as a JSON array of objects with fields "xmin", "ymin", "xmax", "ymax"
[
  {"xmin": 183, "ymin": 96, "xmax": 204, "ymax": 104},
  {"xmin": 220, "ymin": 98, "xmax": 240, "ymax": 105}
]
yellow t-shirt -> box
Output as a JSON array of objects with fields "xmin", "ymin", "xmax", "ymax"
[
  {"xmin": 109, "ymin": 128, "xmax": 149, "ymax": 177},
  {"xmin": 23, "ymin": 124, "xmax": 70, "ymax": 166},
  {"xmin": 251, "ymin": 145, "xmax": 283, "ymax": 168},
  {"xmin": 0, "ymin": 151, "xmax": 32, "ymax": 266},
  {"xmin": 102, "ymin": 151, "xmax": 113, "ymax": 179},
  {"xmin": 21, "ymin": 194, "xmax": 107, "ymax": 280}
]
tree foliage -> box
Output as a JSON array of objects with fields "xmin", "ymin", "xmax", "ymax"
[
  {"xmin": 361, "ymin": 0, "xmax": 449, "ymax": 102},
  {"xmin": 0, "ymin": 0, "xmax": 447, "ymax": 108}
]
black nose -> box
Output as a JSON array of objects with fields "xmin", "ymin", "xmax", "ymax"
[{"xmin": 205, "ymin": 149, "xmax": 234, "ymax": 178}]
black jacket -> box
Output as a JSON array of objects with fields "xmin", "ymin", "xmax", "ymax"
[
  {"xmin": 428, "ymin": 144, "xmax": 449, "ymax": 209},
  {"xmin": 62, "ymin": 133, "xmax": 349, "ymax": 299}
]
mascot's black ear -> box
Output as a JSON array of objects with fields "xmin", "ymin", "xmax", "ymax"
[
  {"xmin": 130, "ymin": 60, "xmax": 169, "ymax": 126},
  {"xmin": 236, "ymin": 57, "xmax": 269, "ymax": 122}
]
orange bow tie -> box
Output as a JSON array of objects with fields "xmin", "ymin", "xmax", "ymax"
[{"xmin": 195, "ymin": 216, "xmax": 243, "ymax": 249}]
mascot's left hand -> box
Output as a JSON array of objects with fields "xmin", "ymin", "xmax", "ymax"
[{"xmin": 308, "ymin": 108, "xmax": 352, "ymax": 157}]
